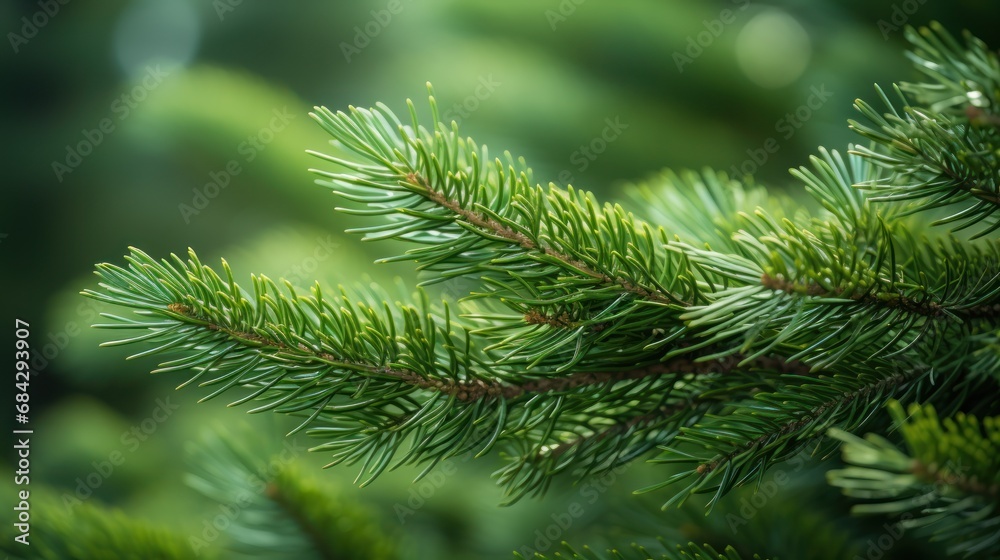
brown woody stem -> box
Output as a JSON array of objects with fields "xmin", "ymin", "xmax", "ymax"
[
  {"xmin": 696, "ymin": 368, "xmax": 913, "ymax": 476},
  {"xmin": 761, "ymin": 273, "xmax": 1000, "ymax": 321},
  {"xmin": 166, "ymin": 303, "xmax": 807, "ymax": 403}
]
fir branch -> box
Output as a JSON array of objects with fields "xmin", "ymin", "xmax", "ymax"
[
  {"xmin": 827, "ymin": 400, "xmax": 1000, "ymax": 558},
  {"xmin": 164, "ymin": 298, "xmax": 800, "ymax": 401},
  {"xmin": 851, "ymin": 99, "xmax": 1000, "ymax": 235},
  {"xmin": 412, "ymin": 171, "xmax": 676, "ymax": 305},
  {"xmin": 308, "ymin": 92, "xmax": 716, "ymax": 379},
  {"xmin": 0, "ymin": 489, "xmax": 203, "ymax": 560},
  {"xmin": 901, "ymin": 22, "xmax": 1000, "ymax": 116},
  {"xmin": 911, "ymin": 459, "xmax": 1000, "ymax": 502},
  {"xmin": 309, "ymin": 98, "xmax": 694, "ymax": 306},
  {"xmin": 186, "ymin": 427, "xmax": 397, "ymax": 560},
  {"xmin": 262, "ymin": 475, "xmax": 346, "ymax": 560},
  {"xmin": 646, "ymin": 363, "xmax": 930, "ymax": 511},
  {"xmin": 311, "ymin": 95, "xmax": 1000, "ymax": 381},
  {"xmin": 166, "ymin": 300, "xmax": 500, "ymax": 402},
  {"xmin": 85, "ymin": 25, "xmax": 1000, "ymax": 518},
  {"xmin": 695, "ymin": 368, "xmax": 912, "ymax": 477},
  {"xmin": 673, "ymin": 147, "xmax": 1000, "ymax": 372},
  {"xmin": 542, "ymin": 401, "xmax": 700, "ymax": 462},
  {"xmin": 849, "ymin": 23, "xmax": 1000, "ymax": 237},
  {"xmin": 762, "ymin": 272, "xmax": 1000, "ymax": 322},
  {"xmin": 87, "ymin": 248, "xmax": 816, "ymax": 499}
]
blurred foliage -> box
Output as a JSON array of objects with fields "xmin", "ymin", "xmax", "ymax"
[
  {"xmin": 185, "ymin": 426, "xmax": 398, "ymax": 559},
  {"xmin": 828, "ymin": 401, "xmax": 1000, "ymax": 558},
  {"xmin": 0, "ymin": 484, "xmax": 201, "ymax": 560},
  {"xmin": 3, "ymin": 1, "xmax": 1000, "ymax": 558},
  {"xmin": 517, "ymin": 541, "xmax": 768, "ymax": 560}
]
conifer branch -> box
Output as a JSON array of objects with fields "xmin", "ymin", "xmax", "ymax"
[
  {"xmin": 84, "ymin": 23, "xmax": 1000, "ymax": 522},
  {"xmin": 850, "ymin": 24, "xmax": 1000, "ymax": 237},
  {"xmin": 828, "ymin": 400, "xmax": 1000, "ymax": 558},
  {"xmin": 85, "ymin": 247, "xmax": 819, "ymax": 501},
  {"xmin": 163, "ymin": 298, "xmax": 804, "ymax": 402},
  {"xmin": 411, "ymin": 171, "xmax": 677, "ymax": 305},
  {"xmin": 646, "ymin": 363, "xmax": 935, "ymax": 511},
  {"xmin": 760, "ymin": 272, "xmax": 1000, "ymax": 321},
  {"xmin": 911, "ymin": 459, "xmax": 1000, "ymax": 501},
  {"xmin": 167, "ymin": 300, "xmax": 501, "ymax": 402},
  {"xmin": 543, "ymin": 403, "xmax": 690, "ymax": 462},
  {"xmin": 186, "ymin": 428, "xmax": 396, "ymax": 559},
  {"xmin": 263, "ymin": 481, "xmax": 338, "ymax": 560},
  {"xmin": 695, "ymin": 368, "xmax": 914, "ymax": 477}
]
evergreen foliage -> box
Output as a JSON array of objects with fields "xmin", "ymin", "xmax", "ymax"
[
  {"xmin": 82, "ymin": 22, "xmax": 1000, "ymax": 558},
  {"xmin": 850, "ymin": 23, "xmax": 1000, "ymax": 236},
  {"xmin": 515, "ymin": 541, "xmax": 766, "ymax": 560},
  {"xmin": 185, "ymin": 427, "xmax": 397, "ymax": 559},
  {"xmin": 827, "ymin": 401, "xmax": 1000, "ymax": 558},
  {"xmin": 0, "ymin": 490, "xmax": 201, "ymax": 560},
  {"xmin": 0, "ymin": 428, "xmax": 396, "ymax": 560}
]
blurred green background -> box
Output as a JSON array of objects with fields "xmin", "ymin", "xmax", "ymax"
[{"xmin": 2, "ymin": 1, "xmax": 997, "ymax": 558}]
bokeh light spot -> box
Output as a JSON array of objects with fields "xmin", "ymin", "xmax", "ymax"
[
  {"xmin": 735, "ymin": 11, "xmax": 811, "ymax": 89},
  {"xmin": 113, "ymin": 0, "xmax": 200, "ymax": 77}
]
